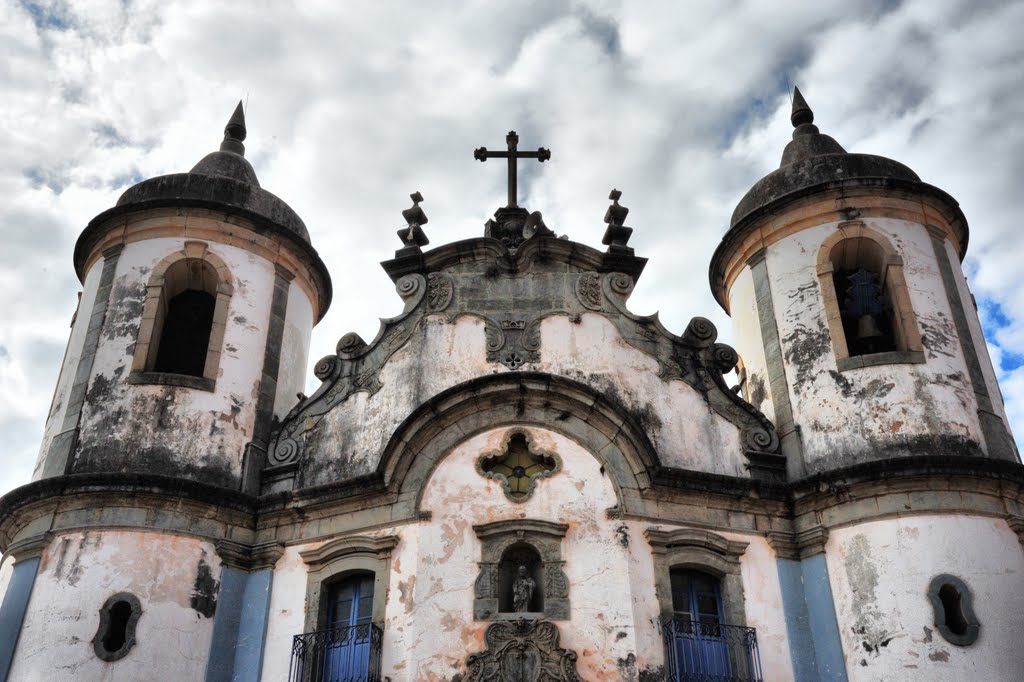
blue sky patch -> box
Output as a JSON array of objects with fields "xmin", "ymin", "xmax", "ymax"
[{"xmin": 20, "ymin": 1, "xmax": 71, "ymax": 31}]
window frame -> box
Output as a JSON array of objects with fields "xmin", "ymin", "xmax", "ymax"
[
  {"xmin": 298, "ymin": 535, "xmax": 399, "ymax": 635},
  {"xmin": 129, "ymin": 241, "xmax": 233, "ymax": 392},
  {"xmin": 817, "ymin": 221, "xmax": 925, "ymax": 372},
  {"xmin": 645, "ymin": 528, "xmax": 749, "ymax": 627}
]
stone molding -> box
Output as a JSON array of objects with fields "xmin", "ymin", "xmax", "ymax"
[
  {"xmin": 92, "ymin": 592, "xmax": 142, "ymax": 662},
  {"xmin": 5, "ymin": 532, "xmax": 53, "ymax": 564},
  {"xmin": 300, "ymin": 534, "xmax": 399, "ymax": 633},
  {"xmin": 298, "ymin": 534, "xmax": 400, "ymax": 569},
  {"xmin": 766, "ymin": 526, "xmax": 829, "ymax": 561},
  {"xmin": 215, "ymin": 540, "xmax": 285, "ymax": 571},
  {"xmin": 645, "ymin": 527, "xmax": 749, "ymax": 625},
  {"xmin": 710, "ymin": 184, "xmax": 968, "ymax": 314},
  {"xmin": 76, "ymin": 206, "xmax": 331, "ymax": 322},
  {"xmin": 2, "ymin": 459, "xmax": 1023, "ymax": 559},
  {"xmin": 927, "ymin": 574, "xmax": 980, "ymax": 647}
]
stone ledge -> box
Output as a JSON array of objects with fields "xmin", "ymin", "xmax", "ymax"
[
  {"xmin": 128, "ymin": 370, "xmax": 216, "ymax": 392},
  {"xmin": 835, "ymin": 350, "xmax": 926, "ymax": 372}
]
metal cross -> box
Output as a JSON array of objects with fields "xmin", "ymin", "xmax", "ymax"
[{"xmin": 474, "ymin": 131, "xmax": 550, "ymax": 208}]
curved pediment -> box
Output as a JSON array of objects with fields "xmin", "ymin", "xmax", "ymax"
[{"xmin": 265, "ymin": 235, "xmax": 782, "ymax": 491}]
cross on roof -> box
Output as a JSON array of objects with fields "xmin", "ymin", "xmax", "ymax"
[{"xmin": 474, "ymin": 131, "xmax": 550, "ymax": 208}]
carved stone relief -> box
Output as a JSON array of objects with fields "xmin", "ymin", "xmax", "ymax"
[
  {"xmin": 474, "ymin": 519, "xmax": 570, "ymax": 621},
  {"xmin": 265, "ymin": 236, "xmax": 783, "ymax": 482},
  {"xmin": 464, "ymin": 619, "xmax": 584, "ymax": 682}
]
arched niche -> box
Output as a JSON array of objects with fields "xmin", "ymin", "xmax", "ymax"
[
  {"xmin": 816, "ymin": 221, "xmax": 924, "ymax": 370},
  {"xmin": 473, "ymin": 519, "xmax": 569, "ymax": 621},
  {"xmin": 382, "ymin": 373, "xmax": 658, "ymax": 518},
  {"xmin": 130, "ymin": 241, "xmax": 234, "ymax": 390}
]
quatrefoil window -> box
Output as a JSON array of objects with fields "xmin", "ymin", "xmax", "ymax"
[{"xmin": 476, "ymin": 430, "xmax": 561, "ymax": 502}]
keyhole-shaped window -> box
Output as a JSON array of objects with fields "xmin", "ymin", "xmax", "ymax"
[
  {"xmin": 92, "ymin": 593, "xmax": 141, "ymax": 662},
  {"xmin": 476, "ymin": 429, "xmax": 560, "ymax": 502},
  {"xmin": 928, "ymin": 574, "xmax": 979, "ymax": 646}
]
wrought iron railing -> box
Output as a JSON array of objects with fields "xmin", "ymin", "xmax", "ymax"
[
  {"xmin": 288, "ymin": 623, "xmax": 384, "ymax": 682},
  {"xmin": 662, "ymin": 618, "xmax": 763, "ymax": 682}
]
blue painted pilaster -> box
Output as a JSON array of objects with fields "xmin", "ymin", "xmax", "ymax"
[
  {"xmin": 232, "ymin": 569, "xmax": 274, "ymax": 681},
  {"xmin": 205, "ymin": 567, "xmax": 248, "ymax": 682},
  {"xmin": 0, "ymin": 557, "xmax": 42, "ymax": 682},
  {"xmin": 777, "ymin": 555, "xmax": 848, "ymax": 682},
  {"xmin": 205, "ymin": 543, "xmax": 281, "ymax": 682}
]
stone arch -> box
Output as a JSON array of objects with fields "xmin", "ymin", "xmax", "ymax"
[
  {"xmin": 130, "ymin": 241, "xmax": 234, "ymax": 388},
  {"xmin": 816, "ymin": 220, "xmax": 923, "ymax": 369},
  {"xmin": 383, "ymin": 373, "xmax": 658, "ymax": 518}
]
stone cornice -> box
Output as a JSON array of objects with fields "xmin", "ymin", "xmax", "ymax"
[{"xmin": 1, "ymin": 457, "xmax": 1022, "ymax": 556}]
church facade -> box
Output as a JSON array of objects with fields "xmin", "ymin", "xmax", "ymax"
[{"xmin": 0, "ymin": 91, "xmax": 1022, "ymax": 682}]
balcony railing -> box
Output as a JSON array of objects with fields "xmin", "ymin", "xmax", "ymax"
[
  {"xmin": 662, "ymin": 618, "xmax": 764, "ymax": 682},
  {"xmin": 288, "ymin": 623, "xmax": 384, "ymax": 682}
]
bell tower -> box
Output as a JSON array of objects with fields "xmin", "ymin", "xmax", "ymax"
[
  {"xmin": 34, "ymin": 102, "xmax": 332, "ymax": 492},
  {"xmin": 711, "ymin": 88, "xmax": 1018, "ymax": 478}
]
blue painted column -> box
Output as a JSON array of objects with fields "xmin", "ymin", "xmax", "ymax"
[
  {"xmin": 0, "ymin": 534, "xmax": 51, "ymax": 682},
  {"xmin": 205, "ymin": 543, "xmax": 283, "ymax": 682},
  {"xmin": 774, "ymin": 535, "xmax": 848, "ymax": 682}
]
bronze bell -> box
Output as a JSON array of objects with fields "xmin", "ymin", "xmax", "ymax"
[{"xmin": 857, "ymin": 313, "xmax": 883, "ymax": 341}]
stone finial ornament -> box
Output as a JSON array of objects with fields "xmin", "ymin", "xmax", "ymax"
[
  {"xmin": 601, "ymin": 189, "xmax": 634, "ymax": 255},
  {"xmin": 791, "ymin": 86, "xmax": 814, "ymax": 128},
  {"xmin": 396, "ymin": 191, "xmax": 429, "ymax": 255},
  {"xmin": 220, "ymin": 100, "xmax": 247, "ymax": 155}
]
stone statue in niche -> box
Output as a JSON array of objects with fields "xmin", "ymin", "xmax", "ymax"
[
  {"xmin": 513, "ymin": 565, "xmax": 536, "ymax": 613},
  {"xmin": 474, "ymin": 519, "xmax": 570, "ymax": 621}
]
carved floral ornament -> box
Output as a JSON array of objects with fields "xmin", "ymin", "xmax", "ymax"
[{"xmin": 477, "ymin": 429, "xmax": 561, "ymax": 502}]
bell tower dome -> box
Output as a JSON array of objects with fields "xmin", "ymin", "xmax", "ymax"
[
  {"xmin": 711, "ymin": 88, "xmax": 1018, "ymax": 478},
  {"xmin": 34, "ymin": 102, "xmax": 332, "ymax": 493}
]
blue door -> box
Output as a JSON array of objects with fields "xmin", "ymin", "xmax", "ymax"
[
  {"xmin": 324, "ymin": 573, "xmax": 374, "ymax": 681},
  {"xmin": 669, "ymin": 569, "xmax": 730, "ymax": 679}
]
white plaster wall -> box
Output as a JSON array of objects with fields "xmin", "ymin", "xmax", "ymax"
[
  {"xmin": 826, "ymin": 515, "xmax": 1024, "ymax": 681},
  {"xmin": 262, "ymin": 545, "xmax": 320, "ymax": 682},
  {"xmin": 72, "ymin": 238, "xmax": 275, "ymax": 485},
  {"xmin": 733, "ymin": 534, "xmax": 795, "ymax": 681},
  {"xmin": 264, "ymin": 427, "xmax": 794, "ymax": 680},
  {"xmin": 306, "ymin": 312, "xmax": 746, "ymax": 485},
  {"xmin": 33, "ymin": 260, "xmax": 104, "ymax": 479},
  {"xmin": 765, "ymin": 218, "xmax": 983, "ymax": 471},
  {"xmin": 273, "ymin": 281, "xmax": 314, "ymax": 421},
  {"xmin": 728, "ymin": 266, "xmax": 775, "ymax": 421},
  {"xmin": 8, "ymin": 530, "xmax": 221, "ymax": 682}
]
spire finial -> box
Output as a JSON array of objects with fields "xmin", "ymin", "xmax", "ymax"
[
  {"xmin": 220, "ymin": 100, "xmax": 247, "ymax": 155},
  {"xmin": 790, "ymin": 87, "xmax": 814, "ymax": 128}
]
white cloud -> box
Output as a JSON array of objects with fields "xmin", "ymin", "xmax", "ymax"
[{"xmin": 1, "ymin": 0, "xmax": 1021, "ymax": 496}]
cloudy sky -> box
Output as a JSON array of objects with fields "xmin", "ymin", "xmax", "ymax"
[{"xmin": 1, "ymin": 0, "xmax": 1022, "ymax": 497}]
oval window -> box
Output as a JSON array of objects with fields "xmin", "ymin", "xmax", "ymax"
[
  {"xmin": 92, "ymin": 593, "xmax": 142, "ymax": 661},
  {"xmin": 927, "ymin": 575, "xmax": 979, "ymax": 646}
]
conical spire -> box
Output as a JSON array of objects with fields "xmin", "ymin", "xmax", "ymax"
[
  {"xmin": 220, "ymin": 101, "xmax": 247, "ymax": 155},
  {"xmin": 790, "ymin": 87, "xmax": 814, "ymax": 128}
]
